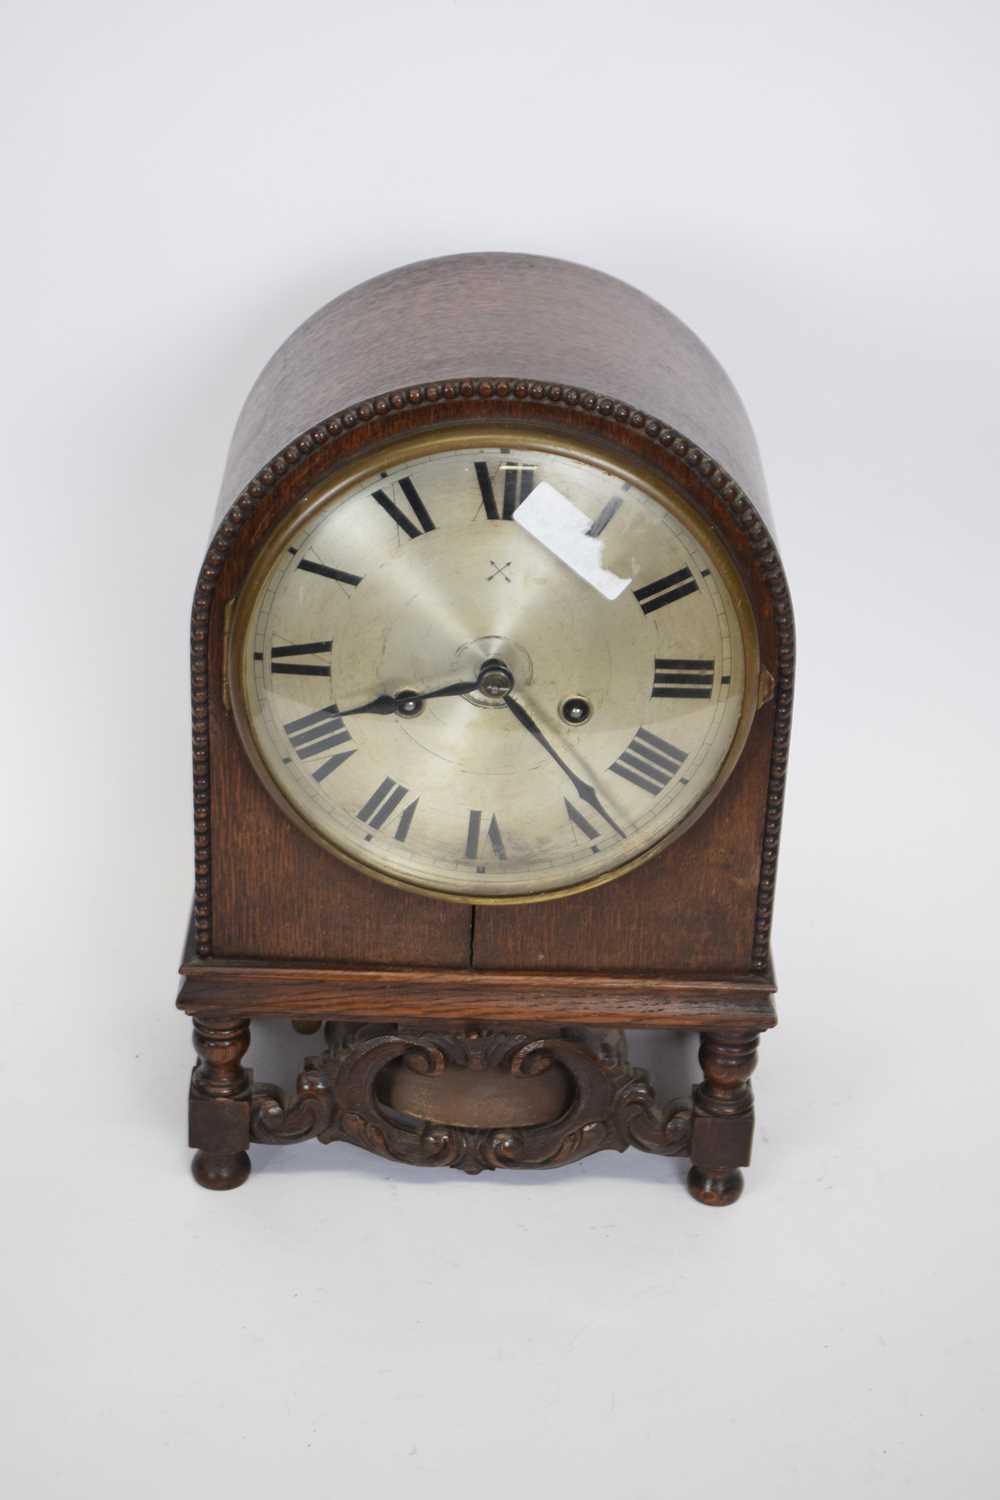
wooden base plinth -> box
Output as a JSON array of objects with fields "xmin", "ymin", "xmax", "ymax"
[
  {"xmin": 180, "ymin": 936, "xmax": 772, "ymax": 1200},
  {"xmin": 178, "ymin": 947, "xmax": 777, "ymax": 1033},
  {"xmin": 183, "ymin": 1008, "xmax": 765, "ymax": 1200}
]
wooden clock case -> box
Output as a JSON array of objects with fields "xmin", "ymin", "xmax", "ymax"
[{"xmin": 177, "ymin": 252, "xmax": 794, "ymax": 1203}]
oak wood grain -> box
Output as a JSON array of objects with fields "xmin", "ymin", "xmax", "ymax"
[
  {"xmin": 177, "ymin": 961, "xmax": 777, "ymax": 1030},
  {"xmin": 215, "ymin": 253, "xmax": 772, "ymax": 531}
]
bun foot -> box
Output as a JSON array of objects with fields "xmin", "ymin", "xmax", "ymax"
[
  {"xmin": 687, "ymin": 1164, "xmax": 743, "ymax": 1206},
  {"xmin": 192, "ymin": 1150, "xmax": 251, "ymax": 1191}
]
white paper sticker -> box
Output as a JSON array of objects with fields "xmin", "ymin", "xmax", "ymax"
[{"xmin": 513, "ymin": 481, "xmax": 632, "ymax": 599}]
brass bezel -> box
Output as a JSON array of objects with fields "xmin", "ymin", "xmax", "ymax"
[{"xmin": 228, "ymin": 424, "xmax": 761, "ymax": 905}]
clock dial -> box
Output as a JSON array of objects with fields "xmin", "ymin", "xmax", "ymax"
[{"xmin": 236, "ymin": 438, "xmax": 755, "ymax": 900}]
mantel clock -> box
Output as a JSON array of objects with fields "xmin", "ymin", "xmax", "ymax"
[{"xmin": 177, "ymin": 253, "xmax": 794, "ymax": 1204}]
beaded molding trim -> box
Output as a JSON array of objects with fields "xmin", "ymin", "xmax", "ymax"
[{"xmin": 191, "ymin": 378, "xmax": 794, "ymax": 968}]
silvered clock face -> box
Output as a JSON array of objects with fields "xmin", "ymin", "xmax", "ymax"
[{"xmin": 236, "ymin": 436, "xmax": 755, "ymax": 900}]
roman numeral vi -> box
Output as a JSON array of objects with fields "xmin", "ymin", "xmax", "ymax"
[{"xmin": 465, "ymin": 809, "xmax": 507, "ymax": 868}]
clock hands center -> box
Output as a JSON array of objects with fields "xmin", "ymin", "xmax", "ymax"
[
  {"xmin": 336, "ymin": 656, "xmax": 515, "ymax": 719},
  {"xmin": 337, "ymin": 659, "xmax": 626, "ymax": 843}
]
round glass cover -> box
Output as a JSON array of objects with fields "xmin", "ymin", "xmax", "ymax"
[{"xmin": 235, "ymin": 434, "xmax": 756, "ymax": 901}]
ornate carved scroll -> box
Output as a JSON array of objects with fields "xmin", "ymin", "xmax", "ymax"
[{"xmin": 251, "ymin": 1023, "xmax": 691, "ymax": 1174}]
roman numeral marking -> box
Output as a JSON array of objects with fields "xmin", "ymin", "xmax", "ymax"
[
  {"xmin": 564, "ymin": 798, "xmax": 600, "ymax": 845},
  {"xmin": 283, "ymin": 705, "xmax": 355, "ymax": 782},
  {"xmin": 474, "ymin": 461, "xmax": 536, "ymax": 520},
  {"xmin": 609, "ymin": 727, "xmax": 687, "ymax": 795},
  {"xmin": 269, "ymin": 641, "xmax": 333, "ymax": 677},
  {"xmin": 372, "ymin": 476, "xmax": 435, "ymax": 538},
  {"xmin": 465, "ymin": 809, "xmax": 507, "ymax": 868},
  {"xmin": 297, "ymin": 558, "xmax": 363, "ymax": 587},
  {"xmin": 474, "ymin": 460, "xmax": 500, "ymax": 520},
  {"xmin": 503, "ymin": 463, "xmax": 536, "ymax": 519},
  {"xmin": 586, "ymin": 495, "xmax": 623, "ymax": 538},
  {"xmin": 633, "ymin": 567, "xmax": 699, "ymax": 614},
  {"xmin": 356, "ymin": 776, "xmax": 419, "ymax": 842},
  {"xmin": 652, "ymin": 658, "xmax": 715, "ymax": 699}
]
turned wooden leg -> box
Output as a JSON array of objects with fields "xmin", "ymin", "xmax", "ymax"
[
  {"xmin": 687, "ymin": 1029, "xmax": 759, "ymax": 1207},
  {"xmin": 189, "ymin": 1017, "xmax": 252, "ymax": 1190}
]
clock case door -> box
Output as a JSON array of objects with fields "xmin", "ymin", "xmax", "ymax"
[{"xmin": 182, "ymin": 254, "xmax": 793, "ymax": 1027}]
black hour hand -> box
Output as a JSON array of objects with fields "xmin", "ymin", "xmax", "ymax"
[{"xmin": 338, "ymin": 678, "xmax": 479, "ymax": 718}]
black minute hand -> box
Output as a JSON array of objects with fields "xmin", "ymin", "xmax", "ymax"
[{"xmin": 503, "ymin": 694, "xmax": 626, "ymax": 840}]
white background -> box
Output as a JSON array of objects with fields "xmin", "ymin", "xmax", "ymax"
[{"xmin": 3, "ymin": 2, "xmax": 998, "ymax": 1495}]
